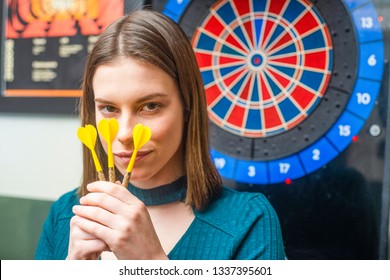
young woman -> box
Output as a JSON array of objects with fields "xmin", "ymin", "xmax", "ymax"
[{"xmin": 35, "ymin": 9, "xmax": 285, "ymax": 260}]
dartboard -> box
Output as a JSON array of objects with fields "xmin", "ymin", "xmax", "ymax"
[{"xmin": 158, "ymin": 0, "xmax": 384, "ymax": 184}]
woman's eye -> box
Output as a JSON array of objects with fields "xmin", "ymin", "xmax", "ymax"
[
  {"xmin": 101, "ymin": 106, "xmax": 117, "ymax": 113},
  {"xmin": 143, "ymin": 103, "xmax": 160, "ymax": 112}
]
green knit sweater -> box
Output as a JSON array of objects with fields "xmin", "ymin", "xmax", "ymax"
[{"xmin": 35, "ymin": 186, "xmax": 285, "ymax": 260}]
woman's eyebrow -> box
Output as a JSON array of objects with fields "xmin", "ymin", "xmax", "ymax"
[
  {"xmin": 137, "ymin": 93, "xmax": 169, "ymax": 102},
  {"xmin": 94, "ymin": 93, "xmax": 168, "ymax": 104}
]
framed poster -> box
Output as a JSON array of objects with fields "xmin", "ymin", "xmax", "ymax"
[{"xmin": 0, "ymin": 0, "xmax": 144, "ymax": 114}]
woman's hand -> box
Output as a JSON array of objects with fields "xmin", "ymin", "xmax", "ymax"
[
  {"xmin": 70, "ymin": 181, "xmax": 167, "ymax": 260},
  {"xmin": 67, "ymin": 215, "xmax": 109, "ymax": 260}
]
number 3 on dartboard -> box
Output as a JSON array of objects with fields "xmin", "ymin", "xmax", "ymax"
[{"xmin": 248, "ymin": 166, "xmax": 256, "ymax": 177}]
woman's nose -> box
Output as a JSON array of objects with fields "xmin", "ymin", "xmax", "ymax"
[{"xmin": 117, "ymin": 119, "xmax": 136, "ymax": 145}]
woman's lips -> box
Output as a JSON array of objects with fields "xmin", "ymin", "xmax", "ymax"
[{"xmin": 114, "ymin": 151, "xmax": 151, "ymax": 166}]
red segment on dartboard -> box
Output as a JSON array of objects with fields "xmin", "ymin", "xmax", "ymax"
[
  {"xmin": 268, "ymin": 0, "xmax": 288, "ymax": 15},
  {"xmin": 219, "ymin": 55, "xmax": 245, "ymax": 66},
  {"xmin": 239, "ymin": 74, "xmax": 252, "ymax": 101},
  {"xmin": 195, "ymin": 52, "xmax": 213, "ymax": 68},
  {"xmin": 232, "ymin": 0, "xmax": 250, "ymax": 16},
  {"xmin": 223, "ymin": 68, "xmax": 246, "ymax": 87},
  {"xmin": 225, "ymin": 33, "xmax": 247, "ymax": 52},
  {"xmin": 290, "ymin": 85, "xmax": 318, "ymax": 109},
  {"xmin": 294, "ymin": 10, "xmax": 320, "ymax": 35},
  {"xmin": 264, "ymin": 106, "xmax": 283, "ymax": 129},
  {"xmin": 260, "ymin": 20, "xmax": 276, "ymax": 47},
  {"xmin": 243, "ymin": 21, "xmax": 255, "ymax": 48},
  {"xmin": 304, "ymin": 51, "xmax": 328, "ymax": 69},
  {"xmin": 204, "ymin": 14, "xmax": 225, "ymax": 36},
  {"xmin": 205, "ymin": 84, "xmax": 222, "ymax": 106},
  {"xmin": 227, "ymin": 104, "xmax": 245, "ymax": 127},
  {"xmin": 260, "ymin": 73, "xmax": 274, "ymax": 101},
  {"xmin": 270, "ymin": 32, "xmax": 295, "ymax": 52},
  {"xmin": 269, "ymin": 54, "xmax": 298, "ymax": 66},
  {"xmin": 267, "ymin": 68, "xmax": 292, "ymax": 89}
]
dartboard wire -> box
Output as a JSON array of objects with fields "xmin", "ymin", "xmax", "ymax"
[
  {"xmin": 261, "ymin": 66, "xmax": 307, "ymax": 114},
  {"xmin": 229, "ymin": 0, "xmax": 256, "ymax": 50},
  {"xmin": 260, "ymin": 65, "xmax": 313, "ymax": 123},
  {"xmin": 268, "ymin": 45, "xmax": 331, "ymax": 60},
  {"xmin": 240, "ymin": 70, "xmax": 258, "ymax": 134},
  {"xmin": 266, "ymin": 63, "xmax": 325, "ymax": 99},
  {"xmin": 263, "ymin": 67, "xmax": 311, "ymax": 120},
  {"xmin": 257, "ymin": 0, "xmax": 290, "ymax": 52},
  {"xmin": 218, "ymin": 65, "xmax": 252, "ymax": 106},
  {"xmin": 205, "ymin": 63, "xmax": 248, "ymax": 108},
  {"xmin": 258, "ymin": 70, "xmax": 289, "ymax": 132},
  {"xmin": 193, "ymin": 48, "xmax": 247, "ymax": 73},
  {"xmin": 219, "ymin": 71, "xmax": 254, "ymax": 130},
  {"xmin": 268, "ymin": 55, "xmax": 332, "ymax": 76},
  {"xmin": 263, "ymin": 2, "xmax": 325, "ymax": 55},
  {"xmin": 209, "ymin": 8, "xmax": 252, "ymax": 54},
  {"xmin": 206, "ymin": 58, "xmax": 247, "ymax": 88},
  {"xmin": 207, "ymin": 72, "xmax": 252, "ymax": 134},
  {"xmin": 266, "ymin": 23, "xmax": 329, "ymax": 57},
  {"xmin": 195, "ymin": 26, "xmax": 249, "ymax": 58}
]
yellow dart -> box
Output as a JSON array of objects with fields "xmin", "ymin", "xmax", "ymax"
[
  {"xmin": 98, "ymin": 118, "xmax": 119, "ymax": 182},
  {"xmin": 122, "ymin": 123, "xmax": 152, "ymax": 187},
  {"xmin": 77, "ymin": 124, "xmax": 106, "ymax": 181}
]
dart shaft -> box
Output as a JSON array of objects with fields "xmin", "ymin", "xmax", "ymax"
[
  {"xmin": 122, "ymin": 172, "xmax": 131, "ymax": 187},
  {"xmin": 108, "ymin": 167, "xmax": 116, "ymax": 183},
  {"xmin": 97, "ymin": 171, "xmax": 106, "ymax": 181}
]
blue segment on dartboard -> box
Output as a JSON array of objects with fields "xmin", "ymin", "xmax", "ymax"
[
  {"xmin": 358, "ymin": 41, "xmax": 385, "ymax": 81},
  {"xmin": 251, "ymin": 76, "xmax": 260, "ymax": 101},
  {"xmin": 246, "ymin": 109, "xmax": 262, "ymax": 130},
  {"xmin": 210, "ymin": 149, "xmax": 236, "ymax": 179},
  {"xmin": 268, "ymin": 155, "xmax": 305, "ymax": 184},
  {"xmin": 254, "ymin": 19, "xmax": 263, "ymax": 48},
  {"xmin": 283, "ymin": 0, "xmax": 307, "ymax": 23},
  {"xmin": 235, "ymin": 160, "xmax": 268, "ymax": 184},
  {"xmin": 200, "ymin": 70, "xmax": 214, "ymax": 86},
  {"xmin": 278, "ymin": 98, "xmax": 300, "ymax": 122},
  {"xmin": 264, "ymin": 74, "xmax": 281, "ymax": 98},
  {"xmin": 326, "ymin": 111, "xmax": 365, "ymax": 152},
  {"xmin": 162, "ymin": 0, "xmax": 191, "ymax": 22},
  {"xmin": 343, "ymin": 0, "xmax": 370, "ymax": 10},
  {"xmin": 266, "ymin": 25, "xmax": 289, "ymax": 50},
  {"xmin": 220, "ymin": 64, "xmax": 243, "ymax": 78},
  {"xmin": 197, "ymin": 33, "xmax": 216, "ymax": 51},
  {"xmin": 231, "ymin": 74, "xmax": 247, "ymax": 97},
  {"xmin": 301, "ymin": 70, "xmax": 327, "ymax": 91},
  {"xmin": 221, "ymin": 45, "xmax": 244, "ymax": 57},
  {"xmin": 346, "ymin": 79, "xmax": 381, "ymax": 119},
  {"xmin": 299, "ymin": 138, "xmax": 339, "ymax": 174},
  {"xmin": 301, "ymin": 29, "xmax": 326, "ymax": 50},
  {"xmin": 270, "ymin": 65, "xmax": 296, "ymax": 79},
  {"xmin": 213, "ymin": 96, "xmax": 231, "ymax": 119},
  {"xmin": 252, "ymin": 0, "xmax": 267, "ymax": 13},
  {"xmin": 272, "ymin": 43, "xmax": 297, "ymax": 57},
  {"xmin": 217, "ymin": 1, "xmax": 236, "ymax": 24},
  {"xmin": 233, "ymin": 26, "xmax": 251, "ymax": 50},
  {"xmin": 351, "ymin": 3, "xmax": 383, "ymax": 43}
]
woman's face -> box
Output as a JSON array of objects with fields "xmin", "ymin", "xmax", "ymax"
[{"xmin": 92, "ymin": 58, "xmax": 185, "ymax": 188}]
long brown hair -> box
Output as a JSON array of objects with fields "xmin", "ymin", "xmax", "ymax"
[{"xmin": 79, "ymin": 9, "xmax": 222, "ymax": 210}]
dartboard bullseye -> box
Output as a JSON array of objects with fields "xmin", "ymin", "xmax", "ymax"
[
  {"xmin": 160, "ymin": 0, "xmax": 384, "ymax": 185},
  {"xmin": 192, "ymin": 0, "xmax": 333, "ymax": 138}
]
